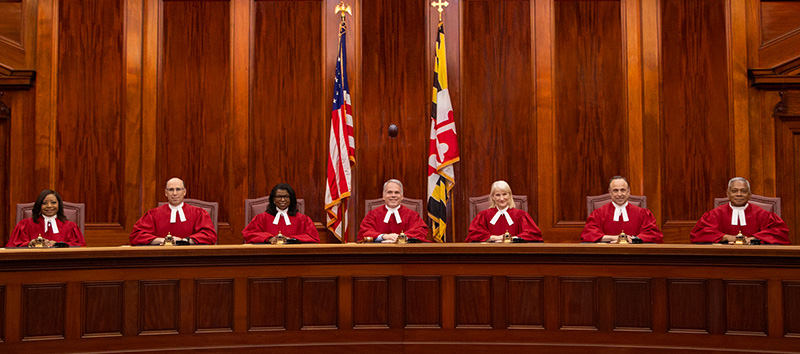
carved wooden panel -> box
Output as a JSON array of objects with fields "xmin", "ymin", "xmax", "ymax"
[
  {"xmin": 56, "ymin": 0, "xmax": 125, "ymax": 225},
  {"xmin": 139, "ymin": 280, "xmax": 179, "ymax": 334},
  {"xmin": 352, "ymin": 276, "xmax": 390, "ymax": 329},
  {"xmin": 0, "ymin": 1, "xmax": 22, "ymax": 45},
  {"xmin": 775, "ymin": 110, "xmax": 800, "ymax": 245},
  {"xmin": 667, "ymin": 279, "xmax": 708, "ymax": 333},
  {"xmin": 612, "ymin": 278, "xmax": 652, "ymax": 331},
  {"xmin": 248, "ymin": 278, "xmax": 287, "ymax": 331},
  {"xmin": 554, "ymin": 0, "xmax": 626, "ymax": 222},
  {"xmin": 455, "ymin": 276, "xmax": 492, "ymax": 329},
  {"xmin": 723, "ymin": 280, "xmax": 767, "ymax": 335},
  {"xmin": 301, "ymin": 277, "xmax": 337, "ymax": 329},
  {"xmin": 660, "ymin": 0, "xmax": 731, "ymax": 240},
  {"xmin": 358, "ymin": 0, "xmax": 429, "ymax": 234},
  {"xmin": 507, "ymin": 277, "xmax": 544, "ymax": 329},
  {"xmin": 195, "ymin": 279, "xmax": 233, "ymax": 333},
  {"xmin": 559, "ymin": 277, "xmax": 597, "ymax": 330},
  {"xmin": 250, "ymin": 0, "xmax": 324, "ymax": 224},
  {"xmin": 81, "ymin": 281, "xmax": 123, "ymax": 338},
  {"xmin": 460, "ymin": 0, "xmax": 535, "ymax": 240},
  {"xmin": 22, "ymin": 283, "xmax": 66, "ymax": 340},
  {"xmin": 760, "ymin": 1, "xmax": 800, "ymax": 44},
  {"xmin": 158, "ymin": 1, "xmax": 231, "ymax": 222},
  {"xmin": 405, "ymin": 276, "xmax": 441, "ymax": 328},
  {"xmin": 784, "ymin": 281, "xmax": 800, "ymax": 337},
  {"xmin": 0, "ymin": 285, "xmax": 5, "ymax": 342}
]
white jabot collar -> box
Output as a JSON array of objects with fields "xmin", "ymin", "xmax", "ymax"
[
  {"xmin": 273, "ymin": 208, "xmax": 291, "ymax": 225},
  {"xmin": 383, "ymin": 205, "xmax": 402, "ymax": 224},
  {"xmin": 489, "ymin": 207, "xmax": 514, "ymax": 226},
  {"xmin": 730, "ymin": 203, "xmax": 748, "ymax": 226},
  {"xmin": 169, "ymin": 203, "xmax": 186, "ymax": 223},
  {"xmin": 613, "ymin": 202, "xmax": 629, "ymax": 222},
  {"xmin": 43, "ymin": 215, "xmax": 60, "ymax": 234}
]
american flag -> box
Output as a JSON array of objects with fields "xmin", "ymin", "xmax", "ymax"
[{"xmin": 325, "ymin": 20, "xmax": 355, "ymax": 242}]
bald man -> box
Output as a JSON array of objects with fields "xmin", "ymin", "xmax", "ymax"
[{"xmin": 129, "ymin": 178, "xmax": 217, "ymax": 245}]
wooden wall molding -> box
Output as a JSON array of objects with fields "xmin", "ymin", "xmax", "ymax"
[{"xmin": 0, "ymin": 64, "xmax": 34, "ymax": 90}]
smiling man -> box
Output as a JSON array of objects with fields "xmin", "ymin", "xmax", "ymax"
[
  {"xmin": 690, "ymin": 177, "xmax": 789, "ymax": 244},
  {"xmin": 357, "ymin": 179, "xmax": 428, "ymax": 243},
  {"xmin": 580, "ymin": 176, "xmax": 663, "ymax": 243},
  {"xmin": 129, "ymin": 177, "xmax": 217, "ymax": 245}
]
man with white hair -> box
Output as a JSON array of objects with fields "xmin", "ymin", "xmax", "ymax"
[
  {"xmin": 129, "ymin": 177, "xmax": 217, "ymax": 245},
  {"xmin": 690, "ymin": 177, "xmax": 789, "ymax": 244},
  {"xmin": 581, "ymin": 176, "xmax": 663, "ymax": 243},
  {"xmin": 357, "ymin": 179, "xmax": 428, "ymax": 243}
]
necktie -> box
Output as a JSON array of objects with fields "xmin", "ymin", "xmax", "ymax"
[
  {"xmin": 489, "ymin": 208, "xmax": 514, "ymax": 225},
  {"xmin": 273, "ymin": 209, "xmax": 291, "ymax": 225}
]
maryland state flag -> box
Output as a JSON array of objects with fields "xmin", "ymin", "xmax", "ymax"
[{"xmin": 427, "ymin": 22, "xmax": 459, "ymax": 243}]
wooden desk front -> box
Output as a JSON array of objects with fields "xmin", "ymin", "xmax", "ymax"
[{"xmin": 1, "ymin": 244, "xmax": 799, "ymax": 353}]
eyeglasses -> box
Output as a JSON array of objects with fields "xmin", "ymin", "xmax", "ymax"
[
  {"xmin": 166, "ymin": 188, "xmax": 185, "ymax": 193},
  {"xmin": 274, "ymin": 195, "xmax": 291, "ymax": 200}
]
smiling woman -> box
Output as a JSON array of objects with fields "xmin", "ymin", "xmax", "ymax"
[
  {"xmin": 466, "ymin": 180, "xmax": 543, "ymax": 243},
  {"xmin": 241, "ymin": 183, "xmax": 320, "ymax": 244},
  {"xmin": 6, "ymin": 189, "xmax": 86, "ymax": 247}
]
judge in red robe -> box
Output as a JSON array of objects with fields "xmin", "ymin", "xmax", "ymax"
[
  {"xmin": 129, "ymin": 178, "xmax": 217, "ymax": 245},
  {"xmin": 466, "ymin": 180, "xmax": 542, "ymax": 242},
  {"xmin": 7, "ymin": 189, "xmax": 86, "ymax": 247},
  {"xmin": 243, "ymin": 183, "xmax": 320, "ymax": 243},
  {"xmin": 357, "ymin": 179, "xmax": 429, "ymax": 243},
  {"xmin": 690, "ymin": 177, "xmax": 789, "ymax": 245},
  {"xmin": 581, "ymin": 176, "xmax": 663, "ymax": 243}
]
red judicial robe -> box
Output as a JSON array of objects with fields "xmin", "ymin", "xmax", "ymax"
[
  {"xmin": 242, "ymin": 211, "xmax": 320, "ymax": 243},
  {"xmin": 129, "ymin": 204, "xmax": 217, "ymax": 245},
  {"xmin": 690, "ymin": 203, "xmax": 790, "ymax": 244},
  {"xmin": 581, "ymin": 203, "xmax": 663, "ymax": 243},
  {"xmin": 7, "ymin": 217, "xmax": 86, "ymax": 247},
  {"xmin": 466, "ymin": 208, "xmax": 543, "ymax": 242},
  {"xmin": 357, "ymin": 205, "xmax": 429, "ymax": 242}
]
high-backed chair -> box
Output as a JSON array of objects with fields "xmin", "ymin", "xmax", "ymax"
[
  {"xmin": 713, "ymin": 195, "xmax": 781, "ymax": 217},
  {"xmin": 586, "ymin": 194, "xmax": 647, "ymax": 217},
  {"xmin": 244, "ymin": 196, "xmax": 306, "ymax": 224},
  {"xmin": 365, "ymin": 198, "xmax": 424, "ymax": 219},
  {"xmin": 158, "ymin": 198, "xmax": 219, "ymax": 233},
  {"xmin": 468, "ymin": 194, "xmax": 529, "ymax": 221},
  {"xmin": 16, "ymin": 201, "xmax": 86, "ymax": 235}
]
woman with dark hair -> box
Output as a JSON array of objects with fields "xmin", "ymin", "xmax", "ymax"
[
  {"xmin": 242, "ymin": 183, "xmax": 320, "ymax": 243},
  {"xmin": 7, "ymin": 189, "xmax": 86, "ymax": 247}
]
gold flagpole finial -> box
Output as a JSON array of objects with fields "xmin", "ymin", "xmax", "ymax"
[
  {"xmin": 431, "ymin": 0, "xmax": 449, "ymax": 21},
  {"xmin": 335, "ymin": 1, "xmax": 352, "ymax": 21}
]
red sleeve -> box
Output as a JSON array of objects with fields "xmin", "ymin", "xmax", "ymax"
[
  {"xmin": 357, "ymin": 209, "xmax": 383, "ymax": 242},
  {"xmin": 690, "ymin": 210, "xmax": 725, "ymax": 243},
  {"xmin": 62, "ymin": 221, "xmax": 86, "ymax": 246},
  {"xmin": 752, "ymin": 212, "xmax": 790, "ymax": 245},
  {"xmin": 188, "ymin": 208, "xmax": 217, "ymax": 245},
  {"xmin": 130, "ymin": 210, "xmax": 159, "ymax": 245},
  {"xmin": 515, "ymin": 210, "xmax": 543, "ymax": 241},
  {"xmin": 403, "ymin": 210, "xmax": 429, "ymax": 242},
  {"xmin": 242, "ymin": 213, "xmax": 274, "ymax": 244},
  {"xmin": 7, "ymin": 219, "xmax": 33, "ymax": 247},
  {"xmin": 292, "ymin": 214, "xmax": 320, "ymax": 243},
  {"xmin": 634, "ymin": 209, "xmax": 663, "ymax": 243},
  {"xmin": 466, "ymin": 211, "xmax": 491, "ymax": 242},
  {"xmin": 581, "ymin": 209, "xmax": 605, "ymax": 242}
]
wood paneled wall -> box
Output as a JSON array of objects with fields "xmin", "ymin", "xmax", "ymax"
[{"xmin": 2, "ymin": 0, "xmax": 800, "ymax": 245}]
